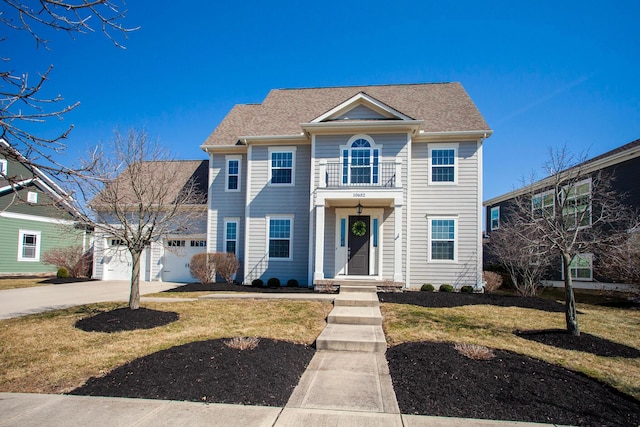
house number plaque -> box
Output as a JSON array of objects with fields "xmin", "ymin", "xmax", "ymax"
[{"xmin": 352, "ymin": 192, "xmax": 366, "ymax": 198}]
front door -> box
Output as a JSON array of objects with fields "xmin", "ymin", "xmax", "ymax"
[{"xmin": 348, "ymin": 215, "xmax": 370, "ymax": 275}]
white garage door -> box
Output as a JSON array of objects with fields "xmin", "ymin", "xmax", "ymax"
[
  {"xmin": 103, "ymin": 239, "xmax": 148, "ymax": 281},
  {"xmin": 162, "ymin": 239, "xmax": 207, "ymax": 283}
]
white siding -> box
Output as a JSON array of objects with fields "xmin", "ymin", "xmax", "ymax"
[{"xmin": 409, "ymin": 141, "xmax": 480, "ymax": 288}]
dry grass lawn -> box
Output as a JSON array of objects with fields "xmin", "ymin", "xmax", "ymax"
[
  {"xmin": 0, "ymin": 299, "xmax": 332, "ymax": 394},
  {"xmin": 0, "ymin": 277, "xmax": 50, "ymax": 291},
  {"xmin": 381, "ymin": 299, "xmax": 640, "ymax": 401}
]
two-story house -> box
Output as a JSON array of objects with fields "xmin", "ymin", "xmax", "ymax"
[
  {"xmin": 483, "ymin": 138, "xmax": 640, "ymax": 290},
  {"xmin": 0, "ymin": 139, "xmax": 91, "ymax": 275},
  {"xmin": 202, "ymin": 83, "xmax": 492, "ymax": 289}
]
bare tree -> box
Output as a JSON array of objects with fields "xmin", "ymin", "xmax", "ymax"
[
  {"xmin": 487, "ymin": 223, "xmax": 551, "ymax": 297},
  {"xmin": 1, "ymin": 0, "xmax": 136, "ymax": 178},
  {"xmin": 77, "ymin": 129, "xmax": 206, "ymax": 309},
  {"xmin": 490, "ymin": 146, "xmax": 638, "ymax": 335},
  {"xmin": 594, "ymin": 224, "xmax": 640, "ymax": 288}
]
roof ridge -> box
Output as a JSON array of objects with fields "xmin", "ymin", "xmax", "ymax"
[{"xmin": 276, "ymin": 82, "xmax": 457, "ymax": 91}]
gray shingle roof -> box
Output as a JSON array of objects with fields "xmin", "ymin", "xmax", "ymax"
[{"xmin": 203, "ymin": 83, "xmax": 490, "ymax": 147}]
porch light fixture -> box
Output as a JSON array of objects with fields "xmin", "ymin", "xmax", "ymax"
[{"xmin": 356, "ymin": 202, "xmax": 363, "ymax": 215}]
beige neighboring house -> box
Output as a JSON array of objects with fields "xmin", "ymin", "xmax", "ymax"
[
  {"xmin": 91, "ymin": 160, "xmax": 209, "ymax": 283},
  {"xmin": 202, "ymin": 83, "xmax": 492, "ymax": 289}
]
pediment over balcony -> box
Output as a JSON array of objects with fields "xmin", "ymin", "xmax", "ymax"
[{"xmin": 311, "ymin": 92, "xmax": 414, "ymax": 123}]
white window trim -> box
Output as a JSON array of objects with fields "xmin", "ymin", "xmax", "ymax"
[
  {"xmin": 561, "ymin": 177, "xmax": 592, "ymax": 229},
  {"xmin": 428, "ymin": 144, "xmax": 458, "ymax": 185},
  {"xmin": 532, "ymin": 189, "xmax": 555, "ymax": 217},
  {"xmin": 340, "ymin": 134, "xmax": 383, "ymax": 186},
  {"xmin": 427, "ymin": 216, "xmax": 458, "ymax": 262},
  {"xmin": 266, "ymin": 215, "xmax": 294, "ymax": 261},
  {"xmin": 268, "ymin": 147, "xmax": 296, "ymax": 186},
  {"xmin": 490, "ymin": 206, "xmax": 500, "ymax": 230},
  {"xmin": 223, "ymin": 218, "xmax": 239, "ymax": 255},
  {"xmin": 562, "ymin": 253, "xmax": 594, "ymax": 282},
  {"xmin": 0, "ymin": 159, "xmax": 7, "ymax": 175},
  {"xmin": 225, "ymin": 155, "xmax": 241, "ymax": 192},
  {"xmin": 18, "ymin": 229, "xmax": 41, "ymax": 262},
  {"xmin": 27, "ymin": 191, "xmax": 38, "ymax": 204}
]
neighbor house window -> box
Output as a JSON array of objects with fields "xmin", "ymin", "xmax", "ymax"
[
  {"xmin": 269, "ymin": 148, "xmax": 295, "ymax": 185},
  {"xmin": 568, "ymin": 253, "xmax": 593, "ymax": 281},
  {"xmin": 224, "ymin": 219, "xmax": 238, "ymax": 254},
  {"xmin": 0, "ymin": 159, "xmax": 6, "ymax": 175},
  {"xmin": 532, "ymin": 190, "xmax": 555, "ymax": 218},
  {"xmin": 490, "ymin": 206, "xmax": 500, "ymax": 230},
  {"xmin": 225, "ymin": 156, "xmax": 240, "ymax": 191},
  {"xmin": 429, "ymin": 145, "xmax": 457, "ymax": 184},
  {"xmin": 429, "ymin": 218, "xmax": 456, "ymax": 261},
  {"xmin": 562, "ymin": 179, "xmax": 591, "ymax": 229},
  {"xmin": 27, "ymin": 191, "xmax": 38, "ymax": 204},
  {"xmin": 18, "ymin": 230, "xmax": 41, "ymax": 261},
  {"xmin": 268, "ymin": 217, "xmax": 292, "ymax": 260}
]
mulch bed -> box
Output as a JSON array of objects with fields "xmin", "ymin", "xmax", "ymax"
[
  {"xmin": 69, "ymin": 338, "xmax": 314, "ymax": 406},
  {"xmin": 75, "ymin": 307, "xmax": 179, "ymax": 333},
  {"xmin": 164, "ymin": 282, "xmax": 315, "ymax": 293},
  {"xmin": 378, "ymin": 290, "xmax": 566, "ymax": 312},
  {"xmin": 387, "ymin": 341, "xmax": 640, "ymax": 427},
  {"xmin": 68, "ymin": 291, "xmax": 640, "ymax": 425}
]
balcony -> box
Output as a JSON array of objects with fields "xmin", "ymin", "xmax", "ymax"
[{"xmin": 319, "ymin": 160, "xmax": 401, "ymax": 188}]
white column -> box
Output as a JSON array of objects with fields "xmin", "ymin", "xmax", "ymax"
[
  {"xmin": 319, "ymin": 160, "xmax": 327, "ymax": 188},
  {"xmin": 395, "ymin": 158, "xmax": 402, "ymax": 187},
  {"xmin": 313, "ymin": 202, "xmax": 325, "ymax": 282},
  {"xmin": 394, "ymin": 203, "xmax": 403, "ymax": 282}
]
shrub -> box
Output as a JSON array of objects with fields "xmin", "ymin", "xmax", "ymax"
[
  {"xmin": 211, "ymin": 252, "xmax": 239, "ymax": 283},
  {"xmin": 287, "ymin": 279, "xmax": 299, "ymax": 287},
  {"xmin": 439, "ymin": 284, "xmax": 454, "ymax": 292},
  {"xmin": 189, "ymin": 253, "xmax": 216, "ymax": 284},
  {"xmin": 421, "ymin": 284, "xmax": 435, "ymax": 292},
  {"xmin": 43, "ymin": 245, "xmax": 91, "ymax": 278},
  {"xmin": 482, "ymin": 271, "xmax": 503, "ymax": 293},
  {"xmin": 267, "ymin": 277, "xmax": 281, "ymax": 288},
  {"xmin": 225, "ymin": 336, "xmax": 260, "ymax": 350},
  {"xmin": 251, "ymin": 278, "xmax": 264, "ymax": 287},
  {"xmin": 454, "ymin": 343, "xmax": 495, "ymax": 360},
  {"xmin": 460, "ymin": 285, "xmax": 474, "ymax": 293},
  {"xmin": 56, "ymin": 267, "xmax": 69, "ymax": 279}
]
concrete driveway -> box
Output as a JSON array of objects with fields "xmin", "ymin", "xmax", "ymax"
[{"xmin": 0, "ymin": 280, "xmax": 183, "ymax": 320}]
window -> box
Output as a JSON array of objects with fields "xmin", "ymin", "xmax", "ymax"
[
  {"xmin": 190, "ymin": 240, "xmax": 207, "ymax": 247},
  {"xmin": 340, "ymin": 218, "xmax": 346, "ymax": 247},
  {"xmin": 490, "ymin": 206, "xmax": 500, "ymax": 230},
  {"xmin": 430, "ymin": 219, "xmax": 456, "ymax": 261},
  {"xmin": 18, "ymin": 230, "xmax": 41, "ymax": 261},
  {"xmin": 532, "ymin": 190, "xmax": 555, "ymax": 218},
  {"xmin": 373, "ymin": 218, "xmax": 379, "ymax": 247},
  {"xmin": 568, "ymin": 253, "xmax": 593, "ymax": 281},
  {"xmin": 429, "ymin": 146, "xmax": 457, "ymax": 183},
  {"xmin": 269, "ymin": 148, "xmax": 295, "ymax": 185},
  {"xmin": 0, "ymin": 159, "xmax": 6, "ymax": 175},
  {"xmin": 224, "ymin": 220, "xmax": 238, "ymax": 254},
  {"xmin": 225, "ymin": 156, "xmax": 240, "ymax": 191},
  {"xmin": 109, "ymin": 238, "xmax": 125, "ymax": 247},
  {"xmin": 562, "ymin": 179, "xmax": 591, "ymax": 228},
  {"xmin": 268, "ymin": 217, "xmax": 292, "ymax": 260},
  {"xmin": 167, "ymin": 240, "xmax": 185, "ymax": 247},
  {"xmin": 27, "ymin": 191, "xmax": 38, "ymax": 204},
  {"xmin": 341, "ymin": 135, "xmax": 380, "ymax": 185}
]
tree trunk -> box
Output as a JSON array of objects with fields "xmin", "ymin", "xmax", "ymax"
[
  {"xmin": 129, "ymin": 249, "xmax": 142, "ymax": 310},
  {"xmin": 562, "ymin": 252, "xmax": 580, "ymax": 336}
]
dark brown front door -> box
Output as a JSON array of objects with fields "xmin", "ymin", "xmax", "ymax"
[{"xmin": 348, "ymin": 215, "xmax": 370, "ymax": 275}]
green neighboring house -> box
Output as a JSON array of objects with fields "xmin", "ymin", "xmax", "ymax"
[{"xmin": 0, "ymin": 139, "xmax": 91, "ymax": 276}]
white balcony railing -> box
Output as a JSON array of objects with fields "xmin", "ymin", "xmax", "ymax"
[{"xmin": 318, "ymin": 160, "xmax": 401, "ymax": 188}]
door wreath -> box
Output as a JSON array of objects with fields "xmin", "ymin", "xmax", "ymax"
[{"xmin": 351, "ymin": 220, "xmax": 367, "ymax": 237}]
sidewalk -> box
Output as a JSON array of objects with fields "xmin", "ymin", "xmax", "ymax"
[{"xmin": 0, "ymin": 393, "xmax": 559, "ymax": 427}]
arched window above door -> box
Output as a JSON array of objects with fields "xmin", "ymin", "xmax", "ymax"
[{"xmin": 341, "ymin": 135, "xmax": 381, "ymax": 185}]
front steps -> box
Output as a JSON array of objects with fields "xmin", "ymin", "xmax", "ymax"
[{"xmin": 316, "ymin": 283, "xmax": 386, "ymax": 352}]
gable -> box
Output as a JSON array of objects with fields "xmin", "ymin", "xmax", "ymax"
[
  {"xmin": 312, "ymin": 92, "xmax": 414, "ymax": 123},
  {"xmin": 334, "ymin": 104, "xmax": 389, "ymax": 121}
]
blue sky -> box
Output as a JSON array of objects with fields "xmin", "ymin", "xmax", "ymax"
[{"xmin": 6, "ymin": 0, "xmax": 640, "ymax": 200}]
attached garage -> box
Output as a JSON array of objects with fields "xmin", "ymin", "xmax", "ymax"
[
  {"xmin": 102, "ymin": 238, "xmax": 149, "ymax": 281},
  {"xmin": 161, "ymin": 238, "xmax": 207, "ymax": 283}
]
